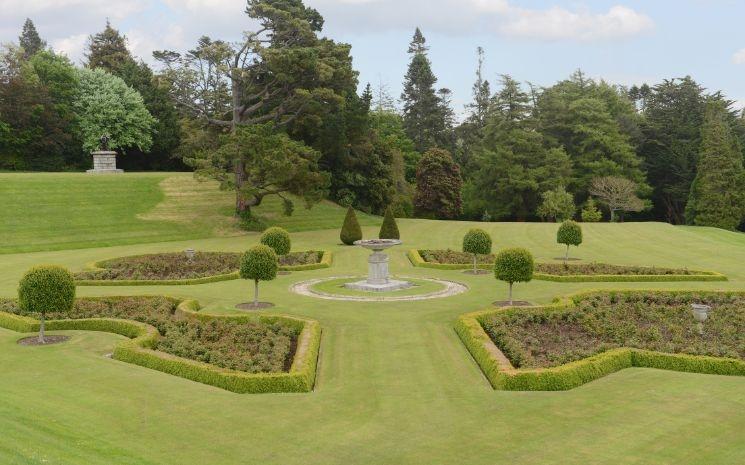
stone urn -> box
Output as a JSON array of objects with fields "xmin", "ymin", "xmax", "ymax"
[
  {"xmin": 86, "ymin": 151, "xmax": 123, "ymax": 174},
  {"xmin": 344, "ymin": 239, "xmax": 412, "ymax": 292}
]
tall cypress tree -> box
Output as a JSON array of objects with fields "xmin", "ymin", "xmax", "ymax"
[
  {"xmin": 685, "ymin": 102, "xmax": 745, "ymax": 230},
  {"xmin": 401, "ymin": 28, "xmax": 450, "ymax": 152},
  {"xmin": 19, "ymin": 19, "xmax": 46, "ymax": 58}
]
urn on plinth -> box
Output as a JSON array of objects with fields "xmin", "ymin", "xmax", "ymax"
[{"xmin": 344, "ymin": 239, "xmax": 413, "ymax": 292}]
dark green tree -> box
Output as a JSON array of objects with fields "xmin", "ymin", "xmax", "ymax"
[
  {"xmin": 378, "ymin": 206, "xmax": 400, "ymax": 239},
  {"xmin": 413, "ymin": 148, "xmax": 462, "ymax": 219},
  {"xmin": 19, "ymin": 19, "xmax": 46, "ymax": 59},
  {"xmin": 340, "ymin": 206, "xmax": 363, "ymax": 245},
  {"xmin": 400, "ymin": 28, "xmax": 451, "ymax": 152},
  {"xmin": 685, "ymin": 102, "xmax": 745, "ymax": 230}
]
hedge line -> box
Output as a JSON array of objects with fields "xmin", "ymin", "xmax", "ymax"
[
  {"xmin": 0, "ymin": 298, "xmax": 321, "ymax": 394},
  {"xmin": 409, "ymin": 249, "xmax": 727, "ymax": 282},
  {"xmin": 76, "ymin": 251, "xmax": 333, "ymax": 286},
  {"xmin": 455, "ymin": 290, "xmax": 745, "ymax": 391}
]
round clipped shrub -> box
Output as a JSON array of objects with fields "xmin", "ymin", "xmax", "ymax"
[
  {"xmin": 379, "ymin": 206, "xmax": 400, "ymax": 240},
  {"xmin": 462, "ymin": 228, "xmax": 492, "ymax": 273},
  {"xmin": 494, "ymin": 248, "xmax": 534, "ymax": 305},
  {"xmin": 18, "ymin": 265, "xmax": 76, "ymax": 343},
  {"xmin": 340, "ymin": 206, "xmax": 362, "ymax": 245},
  {"xmin": 557, "ymin": 220, "xmax": 583, "ymax": 263},
  {"xmin": 240, "ymin": 245, "xmax": 278, "ymax": 306},
  {"xmin": 260, "ymin": 226, "xmax": 291, "ymax": 256}
]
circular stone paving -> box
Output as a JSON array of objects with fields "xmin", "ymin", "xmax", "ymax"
[{"xmin": 290, "ymin": 276, "xmax": 468, "ymax": 302}]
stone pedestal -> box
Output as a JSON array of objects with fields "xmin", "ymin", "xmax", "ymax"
[
  {"xmin": 344, "ymin": 239, "xmax": 413, "ymax": 292},
  {"xmin": 86, "ymin": 151, "xmax": 123, "ymax": 174}
]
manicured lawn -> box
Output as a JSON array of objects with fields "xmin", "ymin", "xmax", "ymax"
[{"xmin": 0, "ymin": 173, "xmax": 743, "ymax": 464}]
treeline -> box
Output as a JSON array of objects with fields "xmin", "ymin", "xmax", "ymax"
[
  {"xmin": 0, "ymin": 19, "xmax": 183, "ymax": 171},
  {"xmin": 2, "ymin": 1, "xmax": 745, "ymax": 231}
]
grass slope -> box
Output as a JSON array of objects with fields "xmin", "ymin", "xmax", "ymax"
[{"xmin": 0, "ymin": 173, "xmax": 743, "ymax": 464}]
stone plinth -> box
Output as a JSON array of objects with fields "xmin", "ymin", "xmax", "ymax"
[
  {"xmin": 86, "ymin": 151, "xmax": 123, "ymax": 174},
  {"xmin": 344, "ymin": 239, "xmax": 413, "ymax": 292}
]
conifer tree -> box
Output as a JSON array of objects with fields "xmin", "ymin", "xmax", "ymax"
[
  {"xmin": 86, "ymin": 21, "xmax": 131, "ymax": 71},
  {"xmin": 378, "ymin": 206, "xmax": 400, "ymax": 239},
  {"xmin": 685, "ymin": 102, "xmax": 745, "ymax": 230},
  {"xmin": 466, "ymin": 47, "xmax": 490, "ymax": 128},
  {"xmin": 340, "ymin": 206, "xmax": 363, "ymax": 245},
  {"xmin": 19, "ymin": 19, "xmax": 46, "ymax": 59},
  {"xmin": 401, "ymin": 28, "xmax": 451, "ymax": 152}
]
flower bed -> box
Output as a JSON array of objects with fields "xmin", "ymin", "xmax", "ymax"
[
  {"xmin": 455, "ymin": 290, "xmax": 745, "ymax": 391},
  {"xmin": 75, "ymin": 250, "xmax": 332, "ymax": 285},
  {"xmin": 409, "ymin": 249, "xmax": 726, "ymax": 282},
  {"xmin": 0, "ymin": 297, "xmax": 321, "ymax": 393}
]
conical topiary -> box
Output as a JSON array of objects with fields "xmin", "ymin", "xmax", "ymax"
[
  {"xmin": 378, "ymin": 206, "xmax": 400, "ymax": 240},
  {"xmin": 340, "ymin": 206, "xmax": 362, "ymax": 245}
]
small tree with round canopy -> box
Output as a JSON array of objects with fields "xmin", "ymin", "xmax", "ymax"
[
  {"xmin": 557, "ymin": 220, "xmax": 582, "ymax": 264},
  {"xmin": 18, "ymin": 265, "xmax": 76, "ymax": 343},
  {"xmin": 260, "ymin": 226, "xmax": 291, "ymax": 256},
  {"xmin": 493, "ymin": 248, "xmax": 534, "ymax": 305},
  {"xmin": 462, "ymin": 228, "xmax": 492, "ymax": 273},
  {"xmin": 239, "ymin": 245, "xmax": 278, "ymax": 307}
]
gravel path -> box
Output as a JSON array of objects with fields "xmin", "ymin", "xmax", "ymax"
[{"xmin": 289, "ymin": 276, "xmax": 468, "ymax": 302}]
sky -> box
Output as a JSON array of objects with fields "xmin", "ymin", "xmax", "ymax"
[{"xmin": 2, "ymin": 0, "xmax": 745, "ymax": 115}]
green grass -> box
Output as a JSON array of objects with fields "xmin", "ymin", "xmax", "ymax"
[
  {"xmin": 310, "ymin": 276, "xmax": 446, "ymax": 296},
  {"xmin": 0, "ymin": 173, "xmax": 743, "ymax": 464}
]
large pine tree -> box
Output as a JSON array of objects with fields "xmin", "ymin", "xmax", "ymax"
[
  {"xmin": 19, "ymin": 19, "xmax": 46, "ymax": 58},
  {"xmin": 400, "ymin": 28, "xmax": 451, "ymax": 152},
  {"xmin": 685, "ymin": 102, "xmax": 745, "ymax": 230}
]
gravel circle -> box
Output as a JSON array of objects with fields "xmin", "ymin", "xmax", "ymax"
[{"xmin": 290, "ymin": 276, "xmax": 468, "ymax": 302}]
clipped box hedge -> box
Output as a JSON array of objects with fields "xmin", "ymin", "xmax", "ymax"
[
  {"xmin": 455, "ymin": 290, "xmax": 745, "ymax": 391},
  {"xmin": 0, "ymin": 298, "xmax": 321, "ymax": 394},
  {"xmin": 408, "ymin": 249, "xmax": 727, "ymax": 282},
  {"xmin": 76, "ymin": 251, "xmax": 333, "ymax": 286}
]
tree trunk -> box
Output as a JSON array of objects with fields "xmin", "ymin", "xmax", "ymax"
[
  {"xmin": 38, "ymin": 312, "xmax": 45, "ymax": 344},
  {"xmin": 473, "ymin": 254, "xmax": 477, "ymax": 273},
  {"xmin": 564, "ymin": 244, "xmax": 569, "ymax": 264},
  {"xmin": 254, "ymin": 279, "xmax": 259, "ymax": 306},
  {"xmin": 610, "ymin": 209, "xmax": 616, "ymax": 222},
  {"xmin": 508, "ymin": 282, "xmax": 513, "ymax": 306}
]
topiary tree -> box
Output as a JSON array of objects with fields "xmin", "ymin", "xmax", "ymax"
[
  {"xmin": 493, "ymin": 248, "xmax": 534, "ymax": 305},
  {"xmin": 581, "ymin": 198, "xmax": 602, "ymax": 222},
  {"xmin": 239, "ymin": 245, "xmax": 278, "ymax": 307},
  {"xmin": 462, "ymin": 228, "xmax": 492, "ymax": 273},
  {"xmin": 557, "ymin": 220, "xmax": 582, "ymax": 264},
  {"xmin": 260, "ymin": 226, "xmax": 291, "ymax": 256},
  {"xmin": 18, "ymin": 265, "xmax": 76, "ymax": 343},
  {"xmin": 340, "ymin": 206, "xmax": 362, "ymax": 245},
  {"xmin": 379, "ymin": 206, "xmax": 400, "ymax": 240}
]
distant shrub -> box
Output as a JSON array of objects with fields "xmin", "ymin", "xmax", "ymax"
[
  {"xmin": 379, "ymin": 206, "xmax": 400, "ymax": 239},
  {"xmin": 240, "ymin": 245, "xmax": 278, "ymax": 306},
  {"xmin": 581, "ymin": 198, "xmax": 602, "ymax": 222},
  {"xmin": 260, "ymin": 227, "xmax": 291, "ymax": 256},
  {"xmin": 494, "ymin": 248, "xmax": 534, "ymax": 305},
  {"xmin": 556, "ymin": 220, "xmax": 582, "ymax": 263},
  {"xmin": 340, "ymin": 206, "xmax": 362, "ymax": 245},
  {"xmin": 462, "ymin": 229, "xmax": 492, "ymax": 272},
  {"xmin": 18, "ymin": 265, "xmax": 75, "ymax": 343}
]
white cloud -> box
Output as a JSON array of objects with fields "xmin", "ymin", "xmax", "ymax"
[
  {"xmin": 51, "ymin": 33, "xmax": 87, "ymax": 63},
  {"xmin": 732, "ymin": 48, "xmax": 745, "ymax": 64}
]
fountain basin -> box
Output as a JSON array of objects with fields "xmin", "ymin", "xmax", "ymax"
[{"xmin": 344, "ymin": 239, "xmax": 413, "ymax": 292}]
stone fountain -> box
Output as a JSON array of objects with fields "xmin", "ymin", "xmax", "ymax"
[{"xmin": 344, "ymin": 239, "xmax": 412, "ymax": 292}]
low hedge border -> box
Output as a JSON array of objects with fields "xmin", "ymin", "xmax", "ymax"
[
  {"xmin": 455, "ymin": 289, "xmax": 745, "ymax": 391},
  {"xmin": 75, "ymin": 251, "xmax": 333, "ymax": 286},
  {"xmin": 408, "ymin": 249, "xmax": 727, "ymax": 282},
  {"xmin": 0, "ymin": 298, "xmax": 321, "ymax": 394}
]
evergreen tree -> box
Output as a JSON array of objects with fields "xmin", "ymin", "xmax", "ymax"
[
  {"xmin": 466, "ymin": 47, "xmax": 490, "ymax": 128},
  {"xmin": 19, "ymin": 19, "xmax": 46, "ymax": 59},
  {"xmin": 340, "ymin": 206, "xmax": 363, "ymax": 245},
  {"xmin": 685, "ymin": 102, "xmax": 745, "ymax": 230},
  {"xmin": 413, "ymin": 148, "xmax": 462, "ymax": 219},
  {"xmin": 401, "ymin": 28, "xmax": 451, "ymax": 152},
  {"xmin": 86, "ymin": 21, "xmax": 131, "ymax": 71},
  {"xmin": 379, "ymin": 206, "xmax": 400, "ymax": 239}
]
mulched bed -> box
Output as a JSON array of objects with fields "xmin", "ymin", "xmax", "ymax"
[
  {"xmin": 17, "ymin": 335, "xmax": 70, "ymax": 346},
  {"xmin": 236, "ymin": 302, "xmax": 275, "ymax": 311},
  {"xmin": 0, "ymin": 297, "xmax": 298, "ymax": 373},
  {"xmin": 419, "ymin": 249, "xmax": 702, "ymax": 276},
  {"xmin": 493, "ymin": 301, "xmax": 533, "ymax": 307},
  {"xmin": 481, "ymin": 292, "xmax": 745, "ymax": 369},
  {"xmin": 463, "ymin": 269, "xmax": 490, "ymax": 275},
  {"xmin": 74, "ymin": 251, "xmax": 323, "ymax": 281}
]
